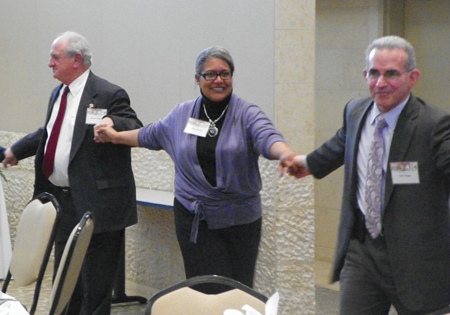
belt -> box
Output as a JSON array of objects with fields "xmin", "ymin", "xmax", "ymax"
[
  {"xmin": 352, "ymin": 207, "xmax": 367, "ymax": 244},
  {"xmin": 352, "ymin": 207, "xmax": 385, "ymax": 244}
]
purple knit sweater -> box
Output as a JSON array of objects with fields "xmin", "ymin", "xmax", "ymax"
[{"xmin": 138, "ymin": 94, "xmax": 285, "ymax": 232}]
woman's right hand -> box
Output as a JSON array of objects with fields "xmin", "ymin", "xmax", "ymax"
[{"xmin": 94, "ymin": 124, "xmax": 117, "ymax": 143}]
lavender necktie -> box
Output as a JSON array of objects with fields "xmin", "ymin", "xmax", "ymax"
[{"xmin": 365, "ymin": 114, "xmax": 387, "ymax": 238}]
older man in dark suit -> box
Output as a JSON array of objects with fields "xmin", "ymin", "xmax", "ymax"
[
  {"xmin": 289, "ymin": 36, "xmax": 450, "ymax": 314},
  {"xmin": 3, "ymin": 31, "xmax": 142, "ymax": 315}
]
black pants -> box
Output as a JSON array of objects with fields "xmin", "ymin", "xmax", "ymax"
[
  {"xmin": 51, "ymin": 187, "xmax": 124, "ymax": 315},
  {"xmin": 173, "ymin": 198, "xmax": 261, "ymax": 294}
]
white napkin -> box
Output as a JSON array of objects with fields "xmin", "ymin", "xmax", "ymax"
[
  {"xmin": 264, "ymin": 292, "xmax": 279, "ymax": 315},
  {"xmin": 223, "ymin": 291, "xmax": 279, "ymax": 315},
  {"xmin": 0, "ymin": 292, "xmax": 29, "ymax": 315}
]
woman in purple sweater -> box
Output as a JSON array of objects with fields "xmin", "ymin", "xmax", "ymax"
[{"xmin": 95, "ymin": 46, "xmax": 296, "ymax": 293}]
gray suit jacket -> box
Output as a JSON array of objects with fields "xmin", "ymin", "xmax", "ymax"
[
  {"xmin": 307, "ymin": 94, "xmax": 450, "ymax": 310},
  {"xmin": 12, "ymin": 72, "xmax": 143, "ymax": 233}
]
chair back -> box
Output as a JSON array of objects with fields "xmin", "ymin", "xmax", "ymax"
[
  {"xmin": 49, "ymin": 211, "xmax": 94, "ymax": 315},
  {"xmin": 426, "ymin": 306, "xmax": 450, "ymax": 315},
  {"xmin": 9, "ymin": 193, "xmax": 59, "ymax": 285},
  {"xmin": 146, "ymin": 275, "xmax": 268, "ymax": 315},
  {"xmin": 1, "ymin": 192, "xmax": 59, "ymax": 315}
]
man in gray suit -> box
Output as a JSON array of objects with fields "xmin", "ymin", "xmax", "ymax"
[
  {"xmin": 3, "ymin": 31, "xmax": 142, "ymax": 314},
  {"xmin": 289, "ymin": 36, "xmax": 450, "ymax": 314}
]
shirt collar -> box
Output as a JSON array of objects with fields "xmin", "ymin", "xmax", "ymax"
[
  {"xmin": 66, "ymin": 69, "xmax": 90, "ymax": 97},
  {"xmin": 369, "ymin": 94, "xmax": 410, "ymax": 130}
]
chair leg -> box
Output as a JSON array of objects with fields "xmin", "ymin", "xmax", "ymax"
[
  {"xmin": 1, "ymin": 271, "xmax": 11, "ymax": 293},
  {"xmin": 111, "ymin": 237, "xmax": 147, "ymax": 305}
]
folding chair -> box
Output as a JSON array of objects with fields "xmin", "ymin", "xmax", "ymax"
[
  {"xmin": 1, "ymin": 192, "xmax": 59, "ymax": 315},
  {"xmin": 48, "ymin": 211, "xmax": 94, "ymax": 315},
  {"xmin": 145, "ymin": 275, "xmax": 268, "ymax": 315}
]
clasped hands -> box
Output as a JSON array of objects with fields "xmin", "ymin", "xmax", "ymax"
[
  {"xmin": 279, "ymin": 153, "xmax": 310, "ymax": 178},
  {"xmin": 93, "ymin": 117, "xmax": 116, "ymax": 144}
]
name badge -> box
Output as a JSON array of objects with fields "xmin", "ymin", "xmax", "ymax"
[
  {"xmin": 86, "ymin": 107, "xmax": 107, "ymax": 125},
  {"xmin": 390, "ymin": 162, "xmax": 420, "ymax": 184},
  {"xmin": 184, "ymin": 118, "xmax": 209, "ymax": 137}
]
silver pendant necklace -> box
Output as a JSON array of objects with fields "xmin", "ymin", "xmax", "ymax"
[{"xmin": 203, "ymin": 104, "xmax": 229, "ymax": 137}]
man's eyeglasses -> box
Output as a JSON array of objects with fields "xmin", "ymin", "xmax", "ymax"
[
  {"xmin": 366, "ymin": 69, "xmax": 410, "ymax": 81},
  {"xmin": 199, "ymin": 71, "xmax": 232, "ymax": 81}
]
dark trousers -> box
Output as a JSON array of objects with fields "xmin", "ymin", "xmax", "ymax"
[
  {"xmin": 173, "ymin": 198, "xmax": 261, "ymax": 294},
  {"xmin": 52, "ymin": 187, "xmax": 124, "ymax": 315},
  {"xmin": 340, "ymin": 234, "xmax": 441, "ymax": 315}
]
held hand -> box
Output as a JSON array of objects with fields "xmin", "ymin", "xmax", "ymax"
[
  {"xmin": 287, "ymin": 155, "xmax": 311, "ymax": 179},
  {"xmin": 2, "ymin": 148, "xmax": 18, "ymax": 168},
  {"xmin": 278, "ymin": 152, "xmax": 299, "ymax": 177},
  {"xmin": 94, "ymin": 117, "xmax": 114, "ymax": 142},
  {"xmin": 94, "ymin": 124, "xmax": 116, "ymax": 143}
]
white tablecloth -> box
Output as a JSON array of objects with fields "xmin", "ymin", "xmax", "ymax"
[{"xmin": 0, "ymin": 179, "xmax": 12, "ymax": 279}]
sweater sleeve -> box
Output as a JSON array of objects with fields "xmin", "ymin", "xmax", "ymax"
[{"xmin": 244, "ymin": 103, "xmax": 285, "ymax": 160}]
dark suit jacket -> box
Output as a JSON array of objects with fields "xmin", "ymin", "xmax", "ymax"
[
  {"xmin": 307, "ymin": 94, "xmax": 450, "ymax": 311},
  {"xmin": 0, "ymin": 146, "xmax": 4, "ymax": 162},
  {"xmin": 12, "ymin": 72, "xmax": 143, "ymax": 233}
]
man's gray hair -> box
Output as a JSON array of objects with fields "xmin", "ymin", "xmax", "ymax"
[
  {"xmin": 54, "ymin": 31, "xmax": 93, "ymax": 66},
  {"xmin": 365, "ymin": 36, "xmax": 416, "ymax": 71}
]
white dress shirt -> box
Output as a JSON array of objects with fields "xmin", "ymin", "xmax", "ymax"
[{"xmin": 45, "ymin": 69, "xmax": 90, "ymax": 187}]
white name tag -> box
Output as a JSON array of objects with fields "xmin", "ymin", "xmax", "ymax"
[
  {"xmin": 390, "ymin": 162, "xmax": 420, "ymax": 184},
  {"xmin": 86, "ymin": 108, "xmax": 107, "ymax": 125},
  {"xmin": 183, "ymin": 118, "xmax": 209, "ymax": 137}
]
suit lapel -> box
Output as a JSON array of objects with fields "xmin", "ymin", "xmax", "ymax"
[
  {"xmin": 40, "ymin": 85, "xmax": 64, "ymax": 154},
  {"xmin": 348, "ymin": 98, "xmax": 373, "ymax": 207},
  {"xmin": 383, "ymin": 95, "xmax": 420, "ymax": 210},
  {"xmin": 46, "ymin": 85, "xmax": 63, "ymax": 123},
  {"xmin": 70, "ymin": 73, "xmax": 98, "ymax": 163}
]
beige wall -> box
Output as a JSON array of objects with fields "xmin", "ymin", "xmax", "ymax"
[
  {"xmin": 405, "ymin": 0, "xmax": 450, "ymax": 110},
  {"xmin": 314, "ymin": 0, "xmax": 383, "ymax": 265},
  {"xmin": 0, "ymin": 1, "xmax": 276, "ymax": 132}
]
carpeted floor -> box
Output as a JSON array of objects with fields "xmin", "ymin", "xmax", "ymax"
[
  {"xmin": 0, "ymin": 279, "xmax": 343, "ymax": 314},
  {"xmin": 1, "ymin": 267, "xmax": 398, "ymax": 315},
  {"xmin": 0, "ymin": 268, "xmax": 147, "ymax": 315},
  {"xmin": 315, "ymin": 287, "xmax": 399, "ymax": 315}
]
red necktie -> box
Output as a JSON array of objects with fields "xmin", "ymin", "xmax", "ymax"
[{"xmin": 42, "ymin": 86, "xmax": 70, "ymax": 178}]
